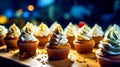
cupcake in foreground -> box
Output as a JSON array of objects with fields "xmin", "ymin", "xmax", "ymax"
[
  {"xmin": 17, "ymin": 22, "xmax": 39, "ymax": 58},
  {"xmin": 73, "ymin": 25, "xmax": 95, "ymax": 53},
  {"xmin": 35, "ymin": 23, "xmax": 50, "ymax": 47},
  {"xmin": 5, "ymin": 24, "xmax": 20, "ymax": 50},
  {"xmin": 91, "ymin": 24, "xmax": 104, "ymax": 48},
  {"xmin": 96, "ymin": 24, "xmax": 120, "ymax": 67},
  {"xmin": 46, "ymin": 25, "xmax": 71, "ymax": 61},
  {"xmin": 64, "ymin": 22, "xmax": 76, "ymax": 49},
  {"xmin": 0, "ymin": 25, "xmax": 8, "ymax": 47}
]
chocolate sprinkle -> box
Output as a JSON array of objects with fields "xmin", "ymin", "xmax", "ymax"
[
  {"xmin": 41, "ymin": 61, "xmax": 45, "ymax": 65},
  {"xmin": 83, "ymin": 61, "xmax": 87, "ymax": 63},
  {"xmin": 37, "ymin": 58, "xmax": 41, "ymax": 61},
  {"xmin": 86, "ymin": 64, "xmax": 89, "ymax": 67},
  {"xmin": 76, "ymin": 60, "xmax": 82, "ymax": 63},
  {"xmin": 44, "ymin": 56, "xmax": 47, "ymax": 58}
]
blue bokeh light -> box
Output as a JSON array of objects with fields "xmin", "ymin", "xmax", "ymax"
[
  {"xmin": 22, "ymin": 11, "xmax": 30, "ymax": 18},
  {"xmin": 37, "ymin": 0, "xmax": 55, "ymax": 7},
  {"xmin": 70, "ymin": 5, "xmax": 91, "ymax": 19},
  {"xmin": 4, "ymin": 9, "xmax": 13, "ymax": 18}
]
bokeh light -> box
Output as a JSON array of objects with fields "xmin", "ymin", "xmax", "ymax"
[
  {"xmin": 22, "ymin": 11, "xmax": 30, "ymax": 18},
  {"xmin": 38, "ymin": 0, "xmax": 54, "ymax": 7},
  {"xmin": 0, "ymin": 15, "xmax": 8, "ymax": 24},
  {"xmin": 4, "ymin": 9, "xmax": 13, "ymax": 18},
  {"xmin": 70, "ymin": 5, "xmax": 91, "ymax": 19},
  {"xmin": 15, "ymin": 9, "xmax": 23, "ymax": 18},
  {"xmin": 27, "ymin": 5, "xmax": 34, "ymax": 11}
]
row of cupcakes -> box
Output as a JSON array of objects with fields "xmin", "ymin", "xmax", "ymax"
[
  {"xmin": 0, "ymin": 23, "xmax": 39, "ymax": 58},
  {"xmin": 0, "ymin": 21, "xmax": 104, "ymax": 48},
  {"xmin": 50, "ymin": 22, "xmax": 104, "ymax": 49},
  {"xmin": 0, "ymin": 22, "xmax": 70, "ymax": 60},
  {"xmin": 0, "ymin": 22, "xmax": 104, "ymax": 59},
  {"xmin": 1, "ymin": 22, "xmax": 120, "ymax": 66},
  {"xmin": 0, "ymin": 22, "xmax": 103, "ymax": 48},
  {"xmin": 64, "ymin": 23, "xmax": 120, "ymax": 67}
]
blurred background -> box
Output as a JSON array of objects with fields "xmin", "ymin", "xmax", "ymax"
[{"xmin": 0, "ymin": 0, "xmax": 120, "ymax": 30}]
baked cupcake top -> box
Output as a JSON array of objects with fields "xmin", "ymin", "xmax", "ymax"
[
  {"xmin": 49, "ymin": 25, "xmax": 68, "ymax": 45},
  {"xmin": 75, "ymin": 25, "xmax": 92, "ymax": 41},
  {"xmin": 20, "ymin": 22, "xmax": 38, "ymax": 41},
  {"xmin": 91, "ymin": 24, "xmax": 104, "ymax": 37},
  {"xmin": 7, "ymin": 24, "xmax": 21, "ymax": 38},
  {"xmin": 64, "ymin": 22, "xmax": 76, "ymax": 37},
  {"xmin": 99, "ymin": 24, "xmax": 120, "ymax": 56},
  {"xmin": 35, "ymin": 22, "xmax": 50, "ymax": 36},
  {"xmin": 0, "ymin": 25, "xmax": 8, "ymax": 36}
]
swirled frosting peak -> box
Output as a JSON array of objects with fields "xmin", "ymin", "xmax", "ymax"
[
  {"xmin": 91, "ymin": 24, "xmax": 104, "ymax": 37},
  {"xmin": 75, "ymin": 25, "xmax": 92, "ymax": 40},
  {"xmin": 50, "ymin": 21, "xmax": 58, "ymax": 30},
  {"xmin": 25, "ymin": 22, "xmax": 34, "ymax": 30},
  {"xmin": 7, "ymin": 24, "xmax": 21, "ymax": 38},
  {"xmin": 99, "ymin": 24, "xmax": 120, "ymax": 55},
  {"xmin": 0, "ymin": 25, "xmax": 8, "ymax": 36},
  {"xmin": 64, "ymin": 22, "xmax": 76, "ymax": 37},
  {"xmin": 20, "ymin": 22, "xmax": 37, "ymax": 41},
  {"xmin": 35, "ymin": 22, "xmax": 49, "ymax": 36},
  {"xmin": 49, "ymin": 25, "xmax": 68, "ymax": 45},
  {"xmin": 50, "ymin": 21, "xmax": 61, "ymax": 33}
]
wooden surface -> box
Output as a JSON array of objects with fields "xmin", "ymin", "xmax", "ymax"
[{"xmin": 0, "ymin": 46, "xmax": 100, "ymax": 67}]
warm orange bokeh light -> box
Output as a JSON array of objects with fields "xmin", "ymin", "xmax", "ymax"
[
  {"xmin": 0, "ymin": 15, "xmax": 8, "ymax": 24},
  {"xmin": 27, "ymin": 5, "xmax": 34, "ymax": 11}
]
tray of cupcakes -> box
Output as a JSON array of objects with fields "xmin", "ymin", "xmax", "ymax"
[{"xmin": 0, "ymin": 21, "xmax": 119, "ymax": 67}]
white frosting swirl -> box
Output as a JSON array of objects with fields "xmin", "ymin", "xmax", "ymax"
[
  {"xmin": 20, "ymin": 22, "xmax": 38, "ymax": 41},
  {"xmin": 99, "ymin": 24, "xmax": 120, "ymax": 55},
  {"xmin": 49, "ymin": 25, "xmax": 68, "ymax": 45},
  {"xmin": 91, "ymin": 24, "xmax": 104, "ymax": 37},
  {"xmin": 50, "ymin": 21, "xmax": 61, "ymax": 34},
  {"xmin": 35, "ymin": 23, "xmax": 50, "ymax": 36},
  {"xmin": 75, "ymin": 25, "xmax": 92, "ymax": 40},
  {"xmin": 0, "ymin": 25, "xmax": 8, "ymax": 36},
  {"xmin": 7, "ymin": 24, "xmax": 21, "ymax": 38},
  {"xmin": 64, "ymin": 22, "xmax": 76, "ymax": 37},
  {"xmin": 24, "ymin": 22, "xmax": 35, "ymax": 33}
]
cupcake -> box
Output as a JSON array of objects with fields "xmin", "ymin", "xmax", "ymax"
[
  {"xmin": 91, "ymin": 24, "xmax": 104, "ymax": 48},
  {"xmin": 64, "ymin": 22, "xmax": 76, "ymax": 49},
  {"xmin": 73, "ymin": 25, "xmax": 95, "ymax": 53},
  {"xmin": 0, "ymin": 25, "xmax": 8, "ymax": 47},
  {"xmin": 35, "ymin": 23, "xmax": 50, "ymax": 47},
  {"xmin": 5, "ymin": 24, "xmax": 21, "ymax": 50},
  {"xmin": 46, "ymin": 25, "xmax": 71, "ymax": 61},
  {"xmin": 96, "ymin": 24, "xmax": 120, "ymax": 67},
  {"xmin": 17, "ymin": 22, "xmax": 39, "ymax": 58}
]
